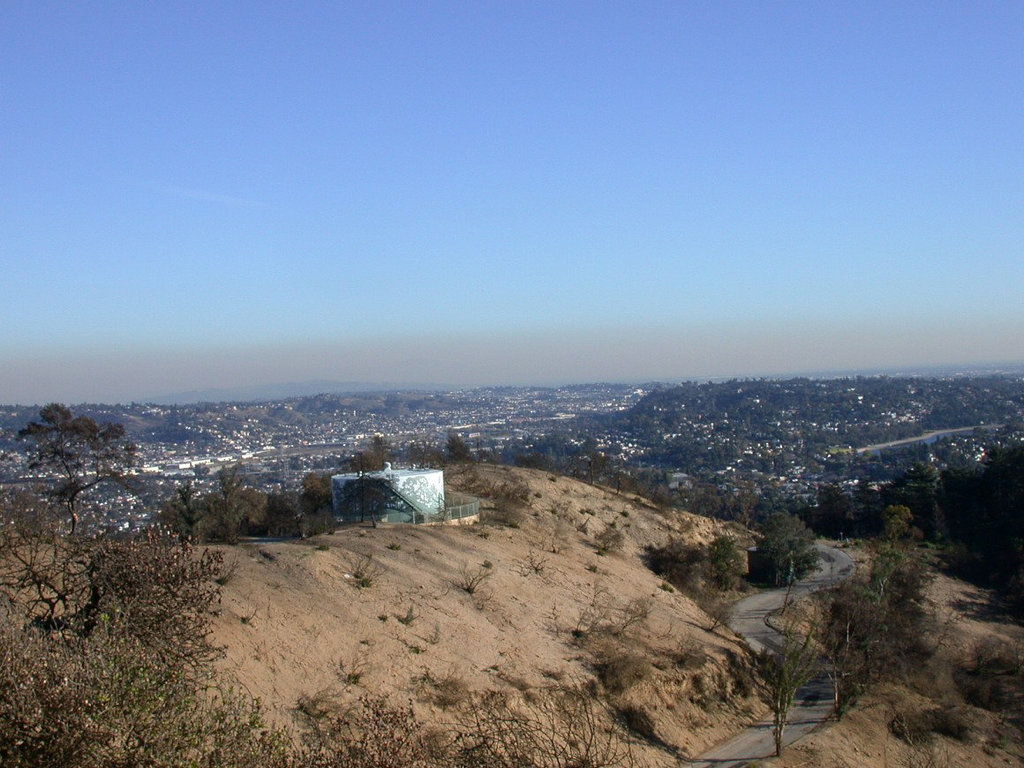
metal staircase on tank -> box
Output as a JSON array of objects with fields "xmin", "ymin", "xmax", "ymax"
[{"xmin": 373, "ymin": 480, "xmax": 437, "ymax": 523}]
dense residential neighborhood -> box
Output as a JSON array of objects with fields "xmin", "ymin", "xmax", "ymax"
[
  {"xmin": 4, "ymin": 377, "xmax": 1024, "ymax": 768},
  {"xmin": 3, "ymin": 374, "xmax": 1023, "ymax": 531}
]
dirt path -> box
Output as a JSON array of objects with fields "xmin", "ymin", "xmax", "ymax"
[{"xmin": 686, "ymin": 544, "xmax": 855, "ymax": 767}]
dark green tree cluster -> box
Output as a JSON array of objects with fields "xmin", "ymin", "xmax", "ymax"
[
  {"xmin": 805, "ymin": 445, "xmax": 1024, "ymax": 611},
  {"xmin": 886, "ymin": 463, "xmax": 943, "ymax": 540},
  {"xmin": 446, "ymin": 433, "xmax": 474, "ymax": 463},
  {"xmin": 159, "ymin": 467, "xmax": 266, "ymax": 543},
  {"xmin": 802, "ymin": 466, "xmax": 939, "ymax": 541},
  {"xmin": 755, "ymin": 513, "xmax": 820, "ymax": 586},
  {"xmin": 938, "ymin": 446, "xmax": 1024, "ymax": 611}
]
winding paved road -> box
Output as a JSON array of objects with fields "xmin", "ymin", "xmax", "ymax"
[{"xmin": 686, "ymin": 544, "xmax": 856, "ymax": 767}]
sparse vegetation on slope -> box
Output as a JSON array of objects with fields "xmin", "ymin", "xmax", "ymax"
[
  {"xmin": 769, "ymin": 569, "xmax": 1024, "ymax": 768},
  {"xmin": 209, "ymin": 464, "xmax": 766, "ymax": 765}
]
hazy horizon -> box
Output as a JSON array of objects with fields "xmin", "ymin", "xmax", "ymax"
[
  {"xmin": 4, "ymin": 320, "xmax": 1024, "ymax": 406},
  {"xmin": 3, "ymin": 3, "xmax": 1022, "ymax": 406}
]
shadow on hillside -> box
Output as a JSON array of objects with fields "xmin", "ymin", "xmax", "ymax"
[{"xmin": 951, "ymin": 587, "xmax": 1005, "ymax": 622}]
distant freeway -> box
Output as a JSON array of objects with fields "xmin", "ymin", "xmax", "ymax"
[{"xmin": 856, "ymin": 424, "xmax": 1002, "ymax": 454}]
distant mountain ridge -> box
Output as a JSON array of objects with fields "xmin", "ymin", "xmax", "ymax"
[
  {"xmin": 146, "ymin": 363, "xmax": 1024, "ymax": 406},
  {"xmin": 148, "ymin": 380, "xmax": 451, "ymax": 405}
]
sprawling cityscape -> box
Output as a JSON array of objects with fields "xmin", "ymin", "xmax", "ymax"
[{"xmin": 4, "ymin": 373, "xmax": 1023, "ymax": 530}]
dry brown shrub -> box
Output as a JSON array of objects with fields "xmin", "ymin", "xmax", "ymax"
[
  {"xmin": 617, "ymin": 704, "xmax": 658, "ymax": 742},
  {"xmin": 546, "ymin": 517, "xmax": 574, "ymax": 554},
  {"xmin": 694, "ymin": 591, "xmax": 733, "ymax": 633},
  {"xmin": 955, "ymin": 668, "xmax": 1009, "ymax": 711},
  {"xmin": 953, "ymin": 637, "xmax": 1024, "ymax": 713},
  {"xmin": 972, "ymin": 637, "xmax": 1023, "ymax": 676},
  {"xmin": 498, "ymin": 672, "xmax": 533, "ymax": 693},
  {"xmin": 416, "ymin": 669, "xmax": 472, "ymax": 709},
  {"xmin": 516, "ymin": 550, "xmax": 549, "ymax": 577},
  {"xmin": 485, "ymin": 505, "xmax": 527, "ymax": 529},
  {"xmin": 596, "ymin": 526, "xmax": 625, "ymax": 554},
  {"xmin": 644, "ymin": 537, "xmax": 705, "ymax": 594},
  {"xmin": 571, "ymin": 586, "xmax": 650, "ymax": 643},
  {"xmin": 453, "ymin": 684, "xmax": 635, "ymax": 768},
  {"xmin": 337, "ymin": 651, "xmax": 371, "ymax": 687},
  {"xmin": 671, "ymin": 636, "xmax": 708, "ymax": 670},
  {"xmin": 455, "ymin": 468, "xmax": 531, "ymax": 509},
  {"xmin": 593, "ymin": 645, "xmax": 652, "ymax": 695},
  {"xmin": 345, "ymin": 551, "xmax": 383, "ymax": 589},
  {"xmin": 889, "ymin": 706, "xmax": 937, "ymax": 746},
  {"xmin": 304, "ymin": 694, "xmax": 441, "ymax": 768},
  {"xmin": 453, "ymin": 562, "xmax": 493, "ymax": 595},
  {"xmin": 0, "ymin": 524, "xmax": 223, "ymax": 673},
  {"xmin": 613, "ymin": 597, "xmax": 652, "ymax": 636},
  {"xmin": 895, "ymin": 741, "xmax": 955, "ymax": 768},
  {"xmin": 929, "ymin": 706, "xmax": 973, "ymax": 741},
  {"xmin": 297, "ymin": 687, "xmax": 350, "ymax": 730}
]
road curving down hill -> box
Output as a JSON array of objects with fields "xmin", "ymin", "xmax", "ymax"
[{"xmin": 687, "ymin": 544, "xmax": 856, "ymax": 767}]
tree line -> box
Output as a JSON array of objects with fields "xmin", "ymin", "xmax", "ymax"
[{"xmin": 805, "ymin": 447, "xmax": 1024, "ymax": 614}]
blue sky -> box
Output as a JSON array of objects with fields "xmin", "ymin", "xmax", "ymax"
[{"xmin": 2, "ymin": 1, "xmax": 1022, "ymax": 404}]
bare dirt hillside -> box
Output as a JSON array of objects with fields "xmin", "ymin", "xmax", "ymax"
[
  {"xmin": 209, "ymin": 465, "xmax": 1024, "ymax": 767},
  {"xmin": 210, "ymin": 464, "xmax": 761, "ymax": 765}
]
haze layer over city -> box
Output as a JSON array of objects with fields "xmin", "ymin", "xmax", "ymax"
[{"xmin": 3, "ymin": 3, "xmax": 1023, "ymax": 406}]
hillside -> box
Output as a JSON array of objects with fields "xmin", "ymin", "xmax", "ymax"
[
  {"xmin": 209, "ymin": 464, "xmax": 1024, "ymax": 767},
  {"xmin": 771, "ymin": 571, "xmax": 1024, "ymax": 768},
  {"xmin": 210, "ymin": 464, "xmax": 760, "ymax": 764}
]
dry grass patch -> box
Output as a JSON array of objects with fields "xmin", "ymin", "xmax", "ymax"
[{"xmin": 414, "ymin": 669, "xmax": 472, "ymax": 710}]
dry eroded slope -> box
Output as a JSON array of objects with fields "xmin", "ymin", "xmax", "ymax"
[{"xmin": 210, "ymin": 465, "xmax": 761, "ymax": 765}]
